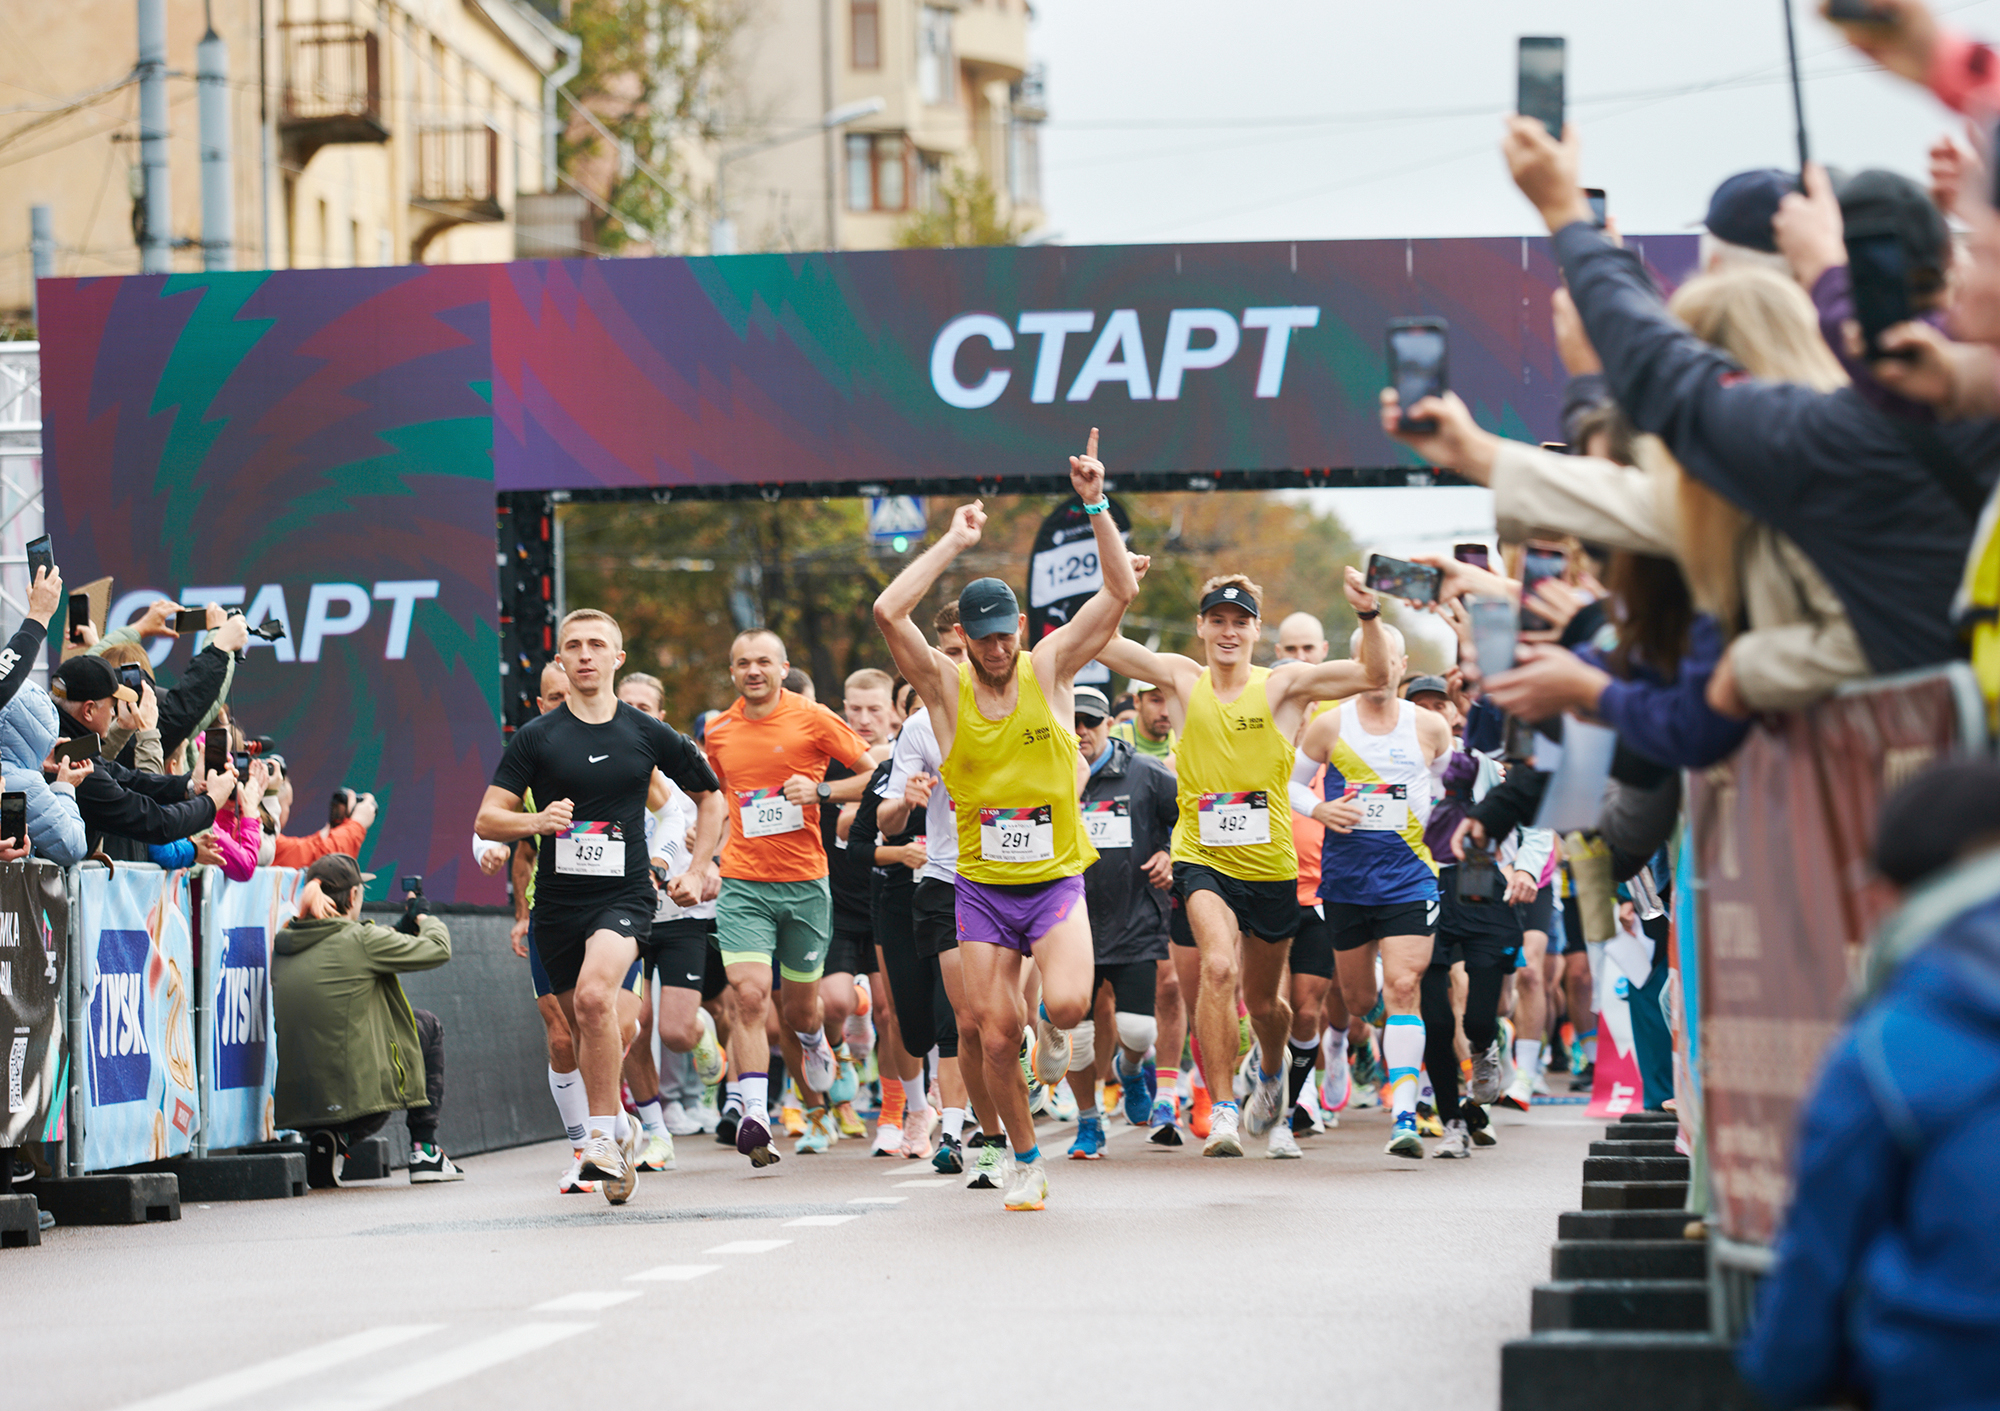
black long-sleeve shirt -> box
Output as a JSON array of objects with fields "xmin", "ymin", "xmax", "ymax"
[
  {"xmin": 0, "ymin": 619, "xmax": 47, "ymax": 717},
  {"xmin": 156, "ymin": 644, "xmax": 231, "ymax": 758},
  {"xmin": 1553, "ymin": 221, "xmax": 2000, "ymax": 674},
  {"xmin": 75, "ymin": 756, "xmax": 218, "ymax": 849}
]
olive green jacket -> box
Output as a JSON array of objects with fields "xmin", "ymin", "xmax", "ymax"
[{"xmin": 272, "ymin": 913, "xmax": 449, "ymax": 1129}]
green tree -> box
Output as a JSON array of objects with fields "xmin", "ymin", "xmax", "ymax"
[
  {"xmin": 561, "ymin": 0, "xmax": 745, "ymax": 253},
  {"xmin": 895, "ymin": 167, "xmax": 1026, "ymax": 249},
  {"xmin": 560, "ymin": 491, "xmax": 1362, "ymax": 726}
]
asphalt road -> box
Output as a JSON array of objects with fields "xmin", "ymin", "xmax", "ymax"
[{"xmin": 11, "ymin": 1100, "xmax": 1594, "ymax": 1411}]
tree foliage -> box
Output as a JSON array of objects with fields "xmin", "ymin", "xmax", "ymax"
[
  {"xmin": 560, "ymin": 491, "xmax": 1362, "ymax": 727},
  {"xmin": 561, "ymin": 0, "xmax": 745, "ymax": 253},
  {"xmin": 895, "ymin": 166, "xmax": 1027, "ymax": 249}
]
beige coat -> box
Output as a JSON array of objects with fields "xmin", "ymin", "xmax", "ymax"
[{"xmin": 1489, "ymin": 439, "xmax": 1869, "ymax": 711}]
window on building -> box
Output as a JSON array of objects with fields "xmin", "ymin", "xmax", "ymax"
[
  {"xmin": 845, "ymin": 133, "xmax": 910, "ymax": 212},
  {"xmin": 1010, "ymin": 119, "xmax": 1042, "ymax": 208},
  {"xmin": 851, "ymin": 0, "xmax": 879, "ymax": 69},
  {"xmin": 917, "ymin": 7, "xmax": 954, "ymax": 106},
  {"xmin": 915, "ymin": 150, "xmax": 945, "ymax": 213}
]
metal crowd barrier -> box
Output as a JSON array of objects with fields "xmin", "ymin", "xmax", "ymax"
[{"xmin": 1685, "ymin": 662, "xmax": 1988, "ymax": 1340}]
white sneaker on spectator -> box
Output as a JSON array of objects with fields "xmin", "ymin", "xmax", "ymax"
[
  {"xmin": 662, "ymin": 1100, "xmax": 702, "ymax": 1137},
  {"xmin": 694, "ymin": 1102, "xmax": 722, "ymax": 1134}
]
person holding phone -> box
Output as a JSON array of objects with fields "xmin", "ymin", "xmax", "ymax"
[
  {"xmin": 1093, "ymin": 564, "xmax": 1389, "ymax": 1159},
  {"xmin": 0, "ymin": 679, "xmax": 92, "ymax": 867},
  {"xmin": 80, "ymin": 601, "xmax": 248, "ymax": 771},
  {"xmin": 0, "ymin": 560, "xmax": 64, "ymax": 724},
  {"xmin": 47, "ymin": 656, "xmax": 232, "ymax": 852}
]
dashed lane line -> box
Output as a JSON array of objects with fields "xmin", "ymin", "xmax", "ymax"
[
  {"xmin": 626, "ymin": 1265, "xmax": 722, "ymax": 1281},
  {"xmin": 285, "ymin": 1324, "xmax": 592, "ymax": 1411},
  {"xmin": 533, "ymin": 1291, "xmax": 645, "ymax": 1312},
  {"xmin": 848, "ymin": 1196, "xmax": 905, "ymax": 1204},
  {"xmin": 703, "ymin": 1239, "xmax": 792, "ymax": 1254},
  {"xmin": 110, "ymin": 1326, "xmax": 443, "ymax": 1411},
  {"xmin": 782, "ymin": 1215, "xmax": 858, "ymax": 1227}
]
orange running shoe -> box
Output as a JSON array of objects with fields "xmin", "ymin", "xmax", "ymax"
[{"xmin": 1190, "ymin": 1082, "xmax": 1213, "ymax": 1139}]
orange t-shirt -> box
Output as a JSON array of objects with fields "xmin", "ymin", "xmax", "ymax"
[
  {"xmin": 704, "ymin": 690, "xmax": 870, "ymax": 883},
  {"xmin": 1293, "ymin": 701, "xmax": 1333, "ymax": 906}
]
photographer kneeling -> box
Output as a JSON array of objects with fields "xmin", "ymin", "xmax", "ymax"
[{"xmin": 273, "ymin": 855, "xmax": 464, "ymax": 1187}]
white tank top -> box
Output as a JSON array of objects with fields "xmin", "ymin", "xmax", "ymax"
[
  {"xmin": 1332, "ymin": 698, "xmax": 1434, "ymax": 836},
  {"xmin": 1320, "ymin": 698, "xmax": 1439, "ymax": 903}
]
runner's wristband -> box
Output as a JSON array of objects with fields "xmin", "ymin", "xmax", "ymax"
[
  {"xmin": 1081, "ymin": 497, "xmax": 1110, "ymax": 515},
  {"xmin": 1355, "ymin": 608, "xmax": 1380, "ymax": 620}
]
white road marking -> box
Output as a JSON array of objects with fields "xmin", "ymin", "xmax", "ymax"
[
  {"xmin": 626, "ymin": 1264, "xmax": 722, "ymax": 1281},
  {"xmin": 848, "ymin": 1196, "xmax": 905, "ymax": 1204},
  {"xmin": 532, "ymin": 1291, "xmax": 643, "ymax": 1312},
  {"xmin": 783, "ymin": 1214, "xmax": 857, "ymax": 1227},
  {"xmin": 111, "ymin": 1326, "xmax": 442, "ymax": 1411},
  {"xmin": 703, "ymin": 1239, "xmax": 791, "ymax": 1254},
  {"xmin": 895, "ymin": 1178, "xmax": 951, "ymax": 1187},
  {"xmin": 286, "ymin": 1324, "xmax": 591, "ymax": 1411}
]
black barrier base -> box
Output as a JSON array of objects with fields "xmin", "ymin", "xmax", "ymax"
[
  {"xmin": 1, "ymin": 1192, "xmax": 40, "ymax": 1247},
  {"xmin": 1500, "ymin": 1333, "xmax": 1762, "ymax": 1411},
  {"xmin": 34, "ymin": 1174, "xmax": 179, "ymax": 1225},
  {"xmin": 130, "ymin": 1154, "xmax": 306, "ymax": 1201},
  {"xmin": 340, "ymin": 1135, "xmax": 394, "ymax": 1181}
]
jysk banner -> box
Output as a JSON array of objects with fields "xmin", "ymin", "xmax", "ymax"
[
  {"xmin": 200, "ymin": 868, "xmax": 299, "ymax": 1151},
  {"xmin": 0, "ymin": 861, "xmax": 69, "ymax": 1146},
  {"xmin": 79, "ymin": 865, "xmax": 198, "ymax": 1171}
]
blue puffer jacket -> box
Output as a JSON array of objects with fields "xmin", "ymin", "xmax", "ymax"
[
  {"xmin": 1739, "ymin": 850, "xmax": 2000, "ymax": 1410},
  {"xmin": 0, "ymin": 681, "xmax": 89, "ymax": 866}
]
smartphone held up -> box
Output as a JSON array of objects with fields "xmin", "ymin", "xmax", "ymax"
[
  {"xmin": 1365, "ymin": 553, "xmax": 1443, "ymax": 605},
  {"xmin": 1386, "ymin": 318, "xmax": 1448, "ymax": 434},
  {"xmin": 1517, "ymin": 36, "xmax": 1565, "ymax": 138}
]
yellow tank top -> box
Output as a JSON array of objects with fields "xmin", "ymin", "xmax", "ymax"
[
  {"xmin": 941, "ymin": 653, "xmax": 1099, "ymax": 886},
  {"xmin": 1170, "ymin": 666, "xmax": 1297, "ymax": 882}
]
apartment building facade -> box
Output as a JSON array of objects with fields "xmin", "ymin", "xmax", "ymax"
[
  {"xmin": 1, "ymin": 0, "xmax": 575, "ymax": 324},
  {"xmin": 718, "ymin": 0, "xmax": 1046, "ymax": 253}
]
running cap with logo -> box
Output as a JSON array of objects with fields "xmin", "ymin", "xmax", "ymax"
[
  {"xmin": 1197, "ymin": 584, "xmax": 1260, "ymax": 618},
  {"xmin": 1403, "ymin": 674, "xmax": 1450, "ymax": 699},
  {"xmin": 50, "ymin": 655, "xmax": 139, "ymax": 705},
  {"xmin": 1073, "ymin": 686, "xmax": 1111, "ymax": 721},
  {"xmin": 957, "ymin": 578, "xmax": 1021, "ymax": 639}
]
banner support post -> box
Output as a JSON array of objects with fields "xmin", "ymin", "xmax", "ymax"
[{"xmin": 63, "ymin": 865, "xmax": 83, "ymax": 1177}]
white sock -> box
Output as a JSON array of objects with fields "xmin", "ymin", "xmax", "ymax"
[
  {"xmin": 1514, "ymin": 1038, "xmax": 1542, "ymax": 1079},
  {"xmin": 614, "ymin": 1111, "xmax": 632, "ymax": 1142},
  {"xmin": 741, "ymin": 1073, "xmax": 770, "ymax": 1124},
  {"xmin": 636, "ymin": 1099, "xmax": 666, "ymax": 1137},
  {"xmin": 1382, "ymin": 1016, "xmax": 1426, "ymax": 1119},
  {"xmin": 904, "ymin": 1075, "xmax": 932, "ymax": 1119},
  {"xmin": 722, "ymin": 1079, "xmax": 743, "ymax": 1115},
  {"xmin": 586, "ymin": 1113, "xmax": 619, "ymax": 1143},
  {"xmin": 1418, "ymin": 1069, "xmax": 1435, "ymax": 1105},
  {"xmin": 942, "ymin": 1106, "xmax": 966, "ymax": 1143},
  {"xmin": 798, "ymin": 1028, "xmax": 833, "ymax": 1059},
  {"xmin": 549, "ymin": 1067, "xmax": 588, "ymax": 1145}
]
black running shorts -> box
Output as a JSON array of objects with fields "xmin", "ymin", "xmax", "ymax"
[
  {"xmin": 1290, "ymin": 902, "xmax": 1335, "ymax": 979},
  {"xmin": 643, "ymin": 917, "xmax": 727, "ymax": 999},
  {"xmin": 1171, "ymin": 862, "xmax": 1297, "ymax": 944},
  {"xmin": 1326, "ymin": 896, "xmax": 1438, "ymax": 952},
  {"xmin": 531, "ymin": 881, "xmax": 655, "ymax": 994}
]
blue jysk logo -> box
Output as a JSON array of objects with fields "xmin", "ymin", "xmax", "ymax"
[
  {"xmin": 214, "ymin": 927, "xmax": 268, "ymax": 1091},
  {"xmin": 91, "ymin": 929, "xmax": 151, "ymax": 1106}
]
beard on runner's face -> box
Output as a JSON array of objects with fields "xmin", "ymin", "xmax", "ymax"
[{"xmin": 966, "ymin": 634, "xmax": 1019, "ymax": 689}]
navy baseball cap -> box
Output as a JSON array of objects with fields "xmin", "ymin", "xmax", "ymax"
[
  {"xmin": 1197, "ymin": 583, "xmax": 1259, "ymax": 618},
  {"xmin": 1704, "ymin": 169, "xmax": 1792, "ymax": 252},
  {"xmin": 957, "ymin": 578, "xmax": 1021, "ymax": 639}
]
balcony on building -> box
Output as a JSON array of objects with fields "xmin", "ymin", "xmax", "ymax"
[
  {"xmin": 411, "ymin": 124, "xmax": 505, "ymax": 257},
  {"xmin": 278, "ymin": 20, "xmax": 388, "ymax": 168}
]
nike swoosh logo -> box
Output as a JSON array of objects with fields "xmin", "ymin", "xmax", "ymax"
[
  {"xmin": 685, "ymin": 973, "xmax": 700, "ymax": 981},
  {"xmin": 589, "ymin": 754, "xmax": 609, "ymax": 763}
]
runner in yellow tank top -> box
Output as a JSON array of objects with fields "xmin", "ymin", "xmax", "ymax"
[
  {"xmin": 1096, "ymin": 567, "xmax": 1390, "ymax": 1156},
  {"xmin": 873, "ymin": 428, "xmax": 1144, "ymax": 1212}
]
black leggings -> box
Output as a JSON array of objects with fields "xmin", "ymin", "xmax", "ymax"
[
  {"xmin": 1419, "ymin": 963, "xmax": 1506, "ymax": 1124},
  {"xmin": 303, "ymin": 1006, "xmax": 445, "ymax": 1147},
  {"xmin": 875, "ymin": 877, "xmax": 959, "ymax": 1061}
]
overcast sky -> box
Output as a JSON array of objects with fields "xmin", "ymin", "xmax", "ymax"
[{"xmin": 1031, "ymin": 0, "xmax": 2000, "ymax": 652}]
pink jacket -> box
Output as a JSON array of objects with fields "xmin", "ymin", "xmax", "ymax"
[{"xmin": 211, "ymin": 803, "xmax": 263, "ymax": 883}]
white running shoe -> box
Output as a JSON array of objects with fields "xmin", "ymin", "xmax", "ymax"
[
  {"xmin": 1203, "ymin": 1103, "xmax": 1245, "ymax": 1158},
  {"xmin": 1243, "ymin": 1062, "xmax": 1287, "ymax": 1137},
  {"xmin": 1433, "ymin": 1119, "xmax": 1472, "ymax": 1159},
  {"xmin": 694, "ymin": 1102, "xmax": 722, "ymax": 1134},
  {"xmin": 1499, "ymin": 1070, "xmax": 1534, "ymax": 1112},
  {"xmin": 1321, "ymin": 1062, "xmax": 1352, "ymax": 1115},
  {"xmin": 635, "ymin": 1133, "xmax": 677, "ymax": 1172},
  {"xmin": 1469, "ymin": 1042, "xmax": 1503, "ymax": 1105},
  {"xmin": 1233, "ymin": 1047, "xmax": 1257, "ymax": 1103},
  {"xmin": 1032, "ymin": 1014, "xmax": 1070, "ymax": 1086},
  {"xmin": 1266, "ymin": 1124, "xmax": 1303, "ymax": 1159},
  {"xmin": 871, "ymin": 1122, "xmax": 904, "ymax": 1157},
  {"xmin": 579, "ymin": 1129, "xmax": 637, "ymax": 1205},
  {"xmin": 661, "ymin": 1101, "xmax": 702, "ymax": 1137},
  {"xmin": 1001, "ymin": 1158, "xmax": 1049, "ymax": 1211},
  {"xmin": 692, "ymin": 1008, "xmax": 726, "ymax": 1086},
  {"xmin": 557, "ymin": 1151, "xmax": 597, "ymax": 1195},
  {"xmin": 799, "ymin": 1038, "xmax": 838, "ymax": 1096}
]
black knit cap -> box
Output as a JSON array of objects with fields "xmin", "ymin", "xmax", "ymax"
[{"xmin": 1875, "ymin": 758, "xmax": 2000, "ymax": 888}]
